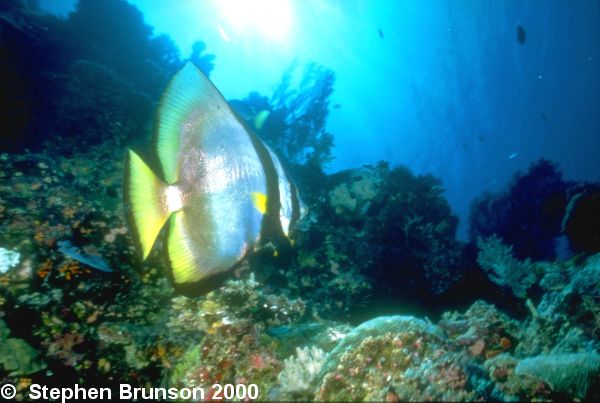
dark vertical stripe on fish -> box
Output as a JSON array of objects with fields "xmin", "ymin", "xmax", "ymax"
[
  {"xmin": 289, "ymin": 180, "xmax": 301, "ymax": 229},
  {"xmin": 244, "ymin": 125, "xmax": 285, "ymax": 241}
]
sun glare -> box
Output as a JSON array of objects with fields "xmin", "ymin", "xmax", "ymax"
[{"xmin": 216, "ymin": 0, "xmax": 293, "ymax": 42}]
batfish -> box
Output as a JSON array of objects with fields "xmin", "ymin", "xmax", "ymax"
[{"xmin": 124, "ymin": 62, "xmax": 302, "ymax": 286}]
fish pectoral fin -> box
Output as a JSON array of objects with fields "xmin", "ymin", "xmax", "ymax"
[
  {"xmin": 125, "ymin": 149, "xmax": 170, "ymax": 260},
  {"xmin": 168, "ymin": 212, "xmax": 202, "ymax": 284},
  {"xmin": 251, "ymin": 192, "xmax": 268, "ymax": 215}
]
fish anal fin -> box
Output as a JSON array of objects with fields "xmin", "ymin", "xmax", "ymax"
[{"xmin": 168, "ymin": 212, "xmax": 202, "ymax": 284}]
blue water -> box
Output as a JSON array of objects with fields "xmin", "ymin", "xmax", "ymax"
[{"xmin": 40, "ymin": 0, "xmax": 600, "ymax": 238}]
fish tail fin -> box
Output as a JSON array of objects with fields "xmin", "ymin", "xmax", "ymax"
[{"xmin": 124, "ymin": 149, "xmax": 171, "ymax": 260}]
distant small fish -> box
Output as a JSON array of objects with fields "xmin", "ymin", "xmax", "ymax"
[
  {"xmin": 378, "ymin": 28, "xmax": 384, "ymax": 39},
  {"xmin": 517, "ymin": 25, "xmax": 526, "ymax": 44},
  {"xmin": 253, "ymin": 109, "xmax": 270, "ymax": 130},
  {"xmin": 228, "ymin": 99, "xmax": 270, "ymax": 130},
  {"xmin": 57, "ymin": 240, "xmax": 112, "ymax": 272},
  {"xmin": 332, "ymin": 103, "xmax": 341, "ymax": 109},
  {"xmin": 478, "ymin": 134, "xmax": 485, "ymax": 143},
  {"xmin": 541, "ymin": 112, "xmax": 548, "ymax": 122},
  {"xmin": 508, "ymin": 152, "xmax": 519, "ymax": 159},
  {"xmin": 266, "ymin": 323, "xmax": 325, "ymax": 339},
  {"xmin": 218, "ymin": 25, "xmax": 231, "ymax": 42}
]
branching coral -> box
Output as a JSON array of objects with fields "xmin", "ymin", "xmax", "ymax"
[
  {"xmin": 476, "ymin": 236, "xmax": 534, "ymax": 299},
  {"xmin": 266, "ymin": 62, "xmax": 335, "ymax": 167},
  {"xmin": 236, "ymin": 62, "xmax": 336, "ymax": 174},
  {"xmin": 277, "ymin": 346, "xmax": 326, "ymax": 396}
]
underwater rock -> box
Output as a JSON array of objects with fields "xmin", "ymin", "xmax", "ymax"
[
  {"xmin": 515, "ymin": 352, "xmax": 600, "ymax": 399},
  {"xmin": 439, "ymin": 301, "xmax": 519, "ymax": 362},
  {"xmin": 169, "ymin": 320, "xmax": 284, "ymax": 398},
  {"xmin": 484, "ymin": 353, "xmax": 553, "ymax": 400},
  {"xmin": 469, "ymin": 159, "xmax": 571, "ymax": 261},
  {"xmin": 315, "ymin": 315, "xmax": 478, "ymax": 401},
  {"xmin": 563, "ymin": 186, "xmax": 600, "ymax": 254},
  {"xmin": 320, "ymin": 315, "xmax": 444, "ymax": 375},
  {"xmin": 0, "ymin": 319, "xmax": 46, "ymax": 376},
  {"xmin": 166, "ymin": 273, "xmax": 318, "ymax": 398},
  {"xmin": 516, "ymin": 252, "xmax": 600, "ymax": 356}
]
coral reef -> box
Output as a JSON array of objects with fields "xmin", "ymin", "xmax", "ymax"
[
  {"xmin": 516, "ymin": 252, "xmax": 600, "ymax": 356},
  {"xmin": 1, "ymin": 3, "xmax": 600, "ymax": 402},
  {"xmin": 439, "ymin": 300, "xmax": 519, "ymax": 363},
  {"xmin": 1, "ymin": 142, "xmax": 599, "ymax": 401},
  {"xmin": 261, "ymin": 62, "xmax": 336, "ymax": 169},
  {"xmin": 562, "ymin": 184, "xmax": 600, "ymax": 254},
  {"xmin": 0, "ymin": 319, "xmax": 46, "ymax": 376},
  {"xmin": 277, "ymin": 346, "xmax": 326, "ymax": 398},
  {"xmin": 274, "ymin": 162, "xmax": 466, "ymax": 321},
  {"xmin": 315, "ymin": 315, "xmax": 477, "ymax": 401},
  {"xmin": 0, "ymin": 0, "xmax": 215, "ymax": 153},
  {"xmin": 469, "ymin": 159, "xmax": 571, "ymax": 261},
  {"xmin": 0, "ymin": 145, "xmax": 175, "ymax": 391},
  {"xmin": 515, "ymin": 352, "xmax": 600, "ymax": 399},
  {"xmin": 166, "ymin": 275, "xmax": 320, "ymax": 399},
  {"xmin": 0, "ymin": 247, "xmax": 20, "ymax": 273},
  {"xmin": 476, "ymin": 236, "xmax": 534, "ymax": 299}
]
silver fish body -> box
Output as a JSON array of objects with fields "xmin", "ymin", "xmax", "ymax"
[{"xmin": 124, "ymin": 63, "xmax": 302, "ymax": 285}]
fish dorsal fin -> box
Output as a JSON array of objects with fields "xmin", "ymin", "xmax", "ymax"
[{"xmin": 153, "ymin": 62, "xmax": 231, "ymax": 184}]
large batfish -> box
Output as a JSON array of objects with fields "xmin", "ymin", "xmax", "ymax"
[{"xmin": 124, "ymin": 62, "xmax": 302, "ymax": 286}]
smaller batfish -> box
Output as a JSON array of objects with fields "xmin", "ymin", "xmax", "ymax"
[{"xmin": 124, "ymin": 63, "xmax": 303, "ymax": 286}]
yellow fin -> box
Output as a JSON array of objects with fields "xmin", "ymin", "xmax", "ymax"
[
  {"xmin": 251, "ymin": 192, "xmax": 268, "ymax": 214},
  {"xmin": 168, "ymin": 212, "xmax": 201, "ymax": 284},
  {"xmin": 124, "ymin": 149, "xmax": 170, "ymax": 260},
  {"xmin": 253, "ymin": 110, "xmax": 270, "ymax": 130}
]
